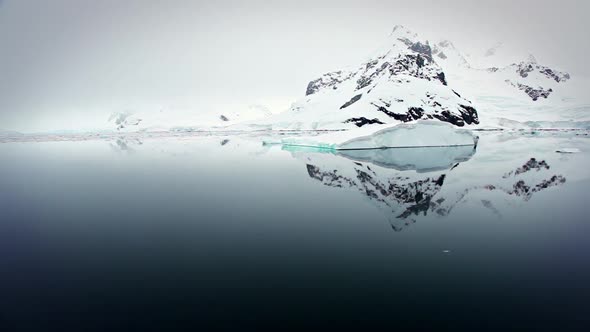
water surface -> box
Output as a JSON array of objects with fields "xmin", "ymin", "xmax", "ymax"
[{"xmin": 1, "ymin": 131, "xmax": 589, "ymax": 330}]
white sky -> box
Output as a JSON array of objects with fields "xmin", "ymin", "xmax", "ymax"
[{"xmin": 0, "ymin": 0, "xmax": 588, "ymax": 132}]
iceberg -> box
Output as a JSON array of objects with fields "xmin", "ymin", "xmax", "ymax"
[{"xmin": 269, "ymin": 121, "xmax": 478, "ymax": 150}]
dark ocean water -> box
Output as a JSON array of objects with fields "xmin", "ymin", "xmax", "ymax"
[{"xmin": 1, "ymin": 132, "xmax": 589, "ymax": 331}]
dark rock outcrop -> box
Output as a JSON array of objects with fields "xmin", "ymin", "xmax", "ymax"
[
  {"xmin": 518, "ymin": 83, "xmax": 553, "ymax": 101},
  {"xmin": 295, "ymin": 26, "xmax": 478, "ymax": 129},
  {"xmin": 515, "ymin": 61, "xmax": 570, "ymax": 83},
  {"xmin": 374, "ymin": 106, "xmax": 424, "ymax": 123},
  {"xmin": 409, "ymin": 42, "xmax": 433, "ymax": 58},
  {"xmin": 340, "ymin": 94, "xmax": 362, "ymax": 109},
  {"xmin": 306, "ymin": 71, "xmax": 353, "ymax": 96},
  {"xmin": 344, "ymin": 117, "xmax": 385, "ymax": 127},
  {"xmin": 506, "ymin": 80, "xmax": 553, "ymax": 101},
  {"xmin": 540, "ymin": 68, "xmax": 570, "ymax": 82}
]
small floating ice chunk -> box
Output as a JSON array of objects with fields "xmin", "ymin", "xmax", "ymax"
[
  {"xmin": 276, "ymin": 121, "xmax": 478, "ymax": 150},
  {"xmin": 442, "ymin": 250, "xmax": 451, "ymax": 254},
  {"xmin": 556, "ymin": 148, "xmax": 580, "ymax": 154}
]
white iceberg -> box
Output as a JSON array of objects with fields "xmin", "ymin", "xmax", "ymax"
[{"xmin": 269, "ymin": 121, "xmax": 478, "ymax": 150}]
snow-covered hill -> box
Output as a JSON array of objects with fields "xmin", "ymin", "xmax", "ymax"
[
  {"xmin": 76, "ymin": 25, "xmax": 589, "ymax": 134},
  {"xmin": 106, "ymin": 104, "xmax": 274, "ymax": 132},
  {"xmin": 254, "ymin": 25, "xmax": 588, "ymax": 130},
  {"xmin": 257, "ymin": 26, "xmax": 480, "ymax": 130},
  {"xmin": 431, "ymin": 38, "xmax": 587, "ymax": 128}
]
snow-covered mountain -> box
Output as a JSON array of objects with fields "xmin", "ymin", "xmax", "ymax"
[
  {"xmin": 262, "ymin": 26, "xmax": 480, "ymax": 130},
  {"xmin": 428, "ymin": 38, "xmax": 587, "ymax": 128},
  {"xmin": 256, "ymin": 25, "xmax": 587, "ymax": 130},
  {"xmin": 75, "ymin": 25, "xmax": 588, "ymax": 134}
]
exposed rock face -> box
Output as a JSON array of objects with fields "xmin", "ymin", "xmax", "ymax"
[
  {"xmin": 515, "ymin": 60, "xmax": 570, "ymax": 83},
  {"xmin": 306, "ymin": 71, "xmax": 353, "ymax": 96},
  {"xmin": 373, "ymin": 104, "xmax": 424, "ymax": 123},
  {"xmin": 409, "ymin": 41, "xmax": 433, "ymax": 57},
  {"xmin": 436, "ymin": 51, "xmax": 448, "ymax": 60},
  {"xmin": 220, "ymin": 115, "xmax": 230, "ymax": 122},
  {"xmin": 506, "ymin": 81, "xmax": 553, "ymax": 101},
  {"xmin": 340, "ymin": 94, "xmax": 362, "ymax": 109},
  {"xmin": 540, "ymin": 68, "xmax": 570, "ymax": 83},
  {"xmin": 344, "ymin": 117, "xmax": 385, "ymax": 127},
  {"xmin": 504, "ymin": 80, "xmax": 553, "ymax": 101},
  {"xmin": 368, "ymin": 95, "xmax": 478, "ymax": 127},
  {"xmin": 352, "ymin": 52, "xmax": 448, "ymax": 91},
  {"xmin": 490, "ymin": 57, "xmax": 571, "ymax": 101},
  {"xmin": 431, "ymin": 105, "xmax": 479, "ymax": 127},
  {"xmin": 283, "ymin": 25, "xmax": 479, "ymax": 129},
  {"xmin": 265, "ymin": 25, "xmax": 576, "ymax": 130}
]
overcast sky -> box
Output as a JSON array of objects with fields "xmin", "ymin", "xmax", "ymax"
[{"xmin": 1, "ymin": 0, "xmax": 588, "ymax": 132}]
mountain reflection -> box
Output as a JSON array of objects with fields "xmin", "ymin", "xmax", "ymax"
[{"xmin": 286, "ymin": 145, "xmax": 566, "ymax": 231}]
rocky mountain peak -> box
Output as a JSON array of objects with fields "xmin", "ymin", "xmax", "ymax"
[{"xmin": 265, "ymin": 25, "xmax": 579, "ymax": 131}]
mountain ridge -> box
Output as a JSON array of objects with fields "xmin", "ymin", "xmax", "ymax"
[{"xmin": 255, "ymin": 25, "xmax": 584, "ymax": 131}]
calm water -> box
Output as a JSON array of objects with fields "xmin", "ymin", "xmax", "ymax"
[{"xmin": 1, "ymin": 131, "xmax": 589, "ymax": 330}]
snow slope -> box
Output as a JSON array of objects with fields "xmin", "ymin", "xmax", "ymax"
[
  {"xmin": 252, "ymin": 26, "xmax": 480, "ymax": 131},
  {"xmin": 251, "ymin": 26, "xmax": 588, "ymax": 131},
  {"xmin": 105, "ymin": 104, "xmax": 275, "ymax": 133},
  {"xmin": 433, "ymin": 40, "xmax": 588, "ymax": 128},
  {"xmin": 32, "ymin": 25, "xmax": 586, "ymax": 134}
]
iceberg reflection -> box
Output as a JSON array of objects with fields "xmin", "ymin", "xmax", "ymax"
[{"xmin": 335, "ymin": 145, "xmax": 476, "ymax": 173}]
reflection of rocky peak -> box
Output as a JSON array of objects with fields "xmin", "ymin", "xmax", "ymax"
[
  {"xmin": 499, "ymin": 158, "xmax": 566, "ymax": 201},
  {"xmin": 293, "ymin": 147, "xmax": 566, "ymax": 231},
  {"xmin": 305, "ymin": 161, "xmax": 447, "ymax": 231},
  {"xmin": 503, "ymin": 157, "xmax": 549, "ymax": 178},
  {"xmin": 109, "ymin": 137, "xmax": 143, "ymax": 153},
  {"xmin": 290, "ymin": 145, "xmax": 477, "ymax": 231}
]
